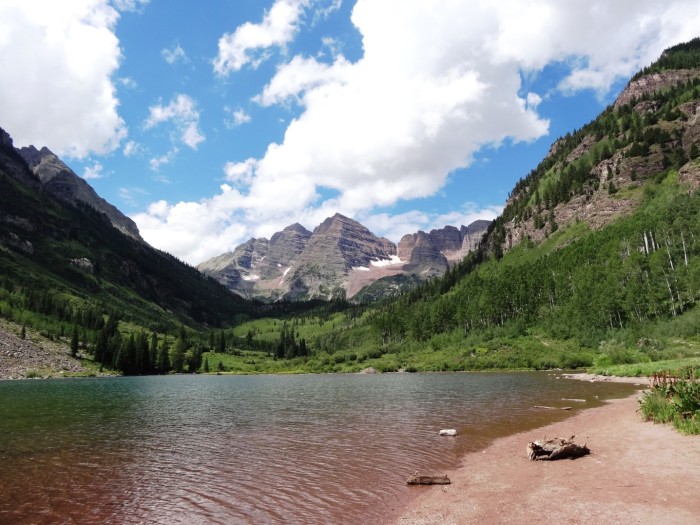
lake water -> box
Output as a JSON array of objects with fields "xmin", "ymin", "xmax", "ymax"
[{"xmin": 0, "ymin": 373, "xmax": 637, "ymax": 524}]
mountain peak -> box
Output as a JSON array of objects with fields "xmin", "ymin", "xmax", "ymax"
[{"xmin": 16, "ymin": 145, "xmax": 142, "ymax": 241}]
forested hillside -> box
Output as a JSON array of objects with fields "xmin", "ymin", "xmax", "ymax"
[
  {"xmin": 367, "ymin": 38, "xmax": 700, "ymax": 360},
  {"xmin": 222, "ymin": 39, "xmax": 700, "ymax": 374},
  {"xmin": 0, "ymin": 131, "xmax": 264, "ymax": 376}
]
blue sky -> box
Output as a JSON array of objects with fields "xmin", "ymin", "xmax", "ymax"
[{"xmin": 1, "ymin": 1, "xmax": 699, "ymax": 264}]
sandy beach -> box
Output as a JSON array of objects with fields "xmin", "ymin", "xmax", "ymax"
[{"xmin": 391, "ymin": 383, "xmax": 700, "ymax": 524}]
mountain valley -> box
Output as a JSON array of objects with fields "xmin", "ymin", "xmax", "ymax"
[{"xmin": 1, "ymin": 38, "xmax": 700, "ymax": 379}]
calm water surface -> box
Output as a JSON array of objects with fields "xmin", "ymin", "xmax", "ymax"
[{"xmin": 0, "ymin": 373, "xmax": 637, "ymax": 524}]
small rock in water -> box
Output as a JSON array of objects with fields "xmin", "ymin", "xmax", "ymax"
[{"xmin": 439, "ymin": 429, "xmax": 457, "ymax": 436}]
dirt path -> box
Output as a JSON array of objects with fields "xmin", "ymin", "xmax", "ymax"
[{"xmin": 391, "ymin": 392, "xmax": 700, "ymax": 524}]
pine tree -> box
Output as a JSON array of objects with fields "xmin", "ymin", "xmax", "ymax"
[
  {"xmin": 70, "ymin": 325, "xmax": 79, "ymax": 358},
  {"xmin": 691, "ymin": 143, "xmax": 699, "ymax": 159},
  {"xmin": 149, "ymin": 332, "xmax": 159, "ymax": 372},
  {"xmin": 171, "ymin": 338, "xmax": 186, "ymax": 373},
  {"xmin": 218, "ymin": 330, "xmax": 226, "ymax": 354},
  {"xmin": 157, "ymin": 337, "xmax": 171, "ymax": 374}
]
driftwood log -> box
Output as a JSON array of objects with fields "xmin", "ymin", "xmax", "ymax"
[
  {"xmin": 407, "ymin": 474, "xmax": 451, "ymax": 485},
  {"xmin": 527, "ymin": 436, "xmax": 590, "ymax": 461}
]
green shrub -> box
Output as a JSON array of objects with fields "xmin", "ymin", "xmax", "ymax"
[
  {"xmin": 639, "ymin": 373, "xmax": 700, "ymax": 434},
  {"xmin": 639, "ymin": 389, "xmax": 676, "ymax": 423}
]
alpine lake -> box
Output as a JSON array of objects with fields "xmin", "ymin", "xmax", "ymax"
[{"xmin": 0, "ymin": 372, "xmax": 639, "ymax": 524}]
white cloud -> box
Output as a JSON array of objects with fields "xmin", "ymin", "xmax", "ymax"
[
  {"xmin": 161, "ymin": 43, "xmax": 188, "ymax": 65},
  {"xmin": 486, "ymin": 0, "xmax": 700, "ymax": 94},
  {"xmin": 83, "ymin": 161, "xmax": 104, "ymax": 180},
  {"xmin": 111, "ymin": 0, "xmax": 149, "ymax": 12},
  {"xmin": 149, "ymin": 148, "xmax": 179, "ymax": 171},
  {"xmin": 359, "ymin": 204, "xmax": 502, "ymax": 245},
  {"xmin": 224, "ymin": 106, "xmax": 252, "ymax": 128},
  {"xmin": 224, "ymin": 158, "xmax": 258, "ymax": 186},
  {"xmin": 526, "ymin": 92, "xmax": 543, "ymax": 109},
  {"xmin": 132, "ymin": 188, "xmax": 251, "ymax": 265},
  {"xmin": 119, "ymin": 76, "xmax": 138, "ymax": 89},
  {"xmin": 0, "ymin": 0, "xmax": 126, "ymax": 158},
  {"xmin": 213, "ymin": 0, "xmax": 309, "ymax": 75},
  {"xmin": 137, "ymin": 0, "xmax": 700, "ymax": 264},
  {"xmin": 312, "ymin": 0, "xmax": 342, "ymax": 24},
  {"xmin": 145, "ymin": 93, "xmax": 205, "ymax": 149},
  {"xmin": 123, "ymin": 140, "xmax": 142, "ymax": 157}
]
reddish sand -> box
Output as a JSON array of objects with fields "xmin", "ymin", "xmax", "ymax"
[{"xmin": 391, "ymin": 390, "xmax": 700, "ymax": 524}]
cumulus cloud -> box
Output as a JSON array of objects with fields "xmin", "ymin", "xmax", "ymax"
[
  {"xmin": 360, "ymin": 204, "xmax": 503, "ymax": 245},
  {"xmin": 213, "ymin": 0, "xmax": 309, "ymax": 75},
  {"xmin": 486, "ymin": 0, "xmax": 700, "ymax": 93},
  {"xmin": 137, "ymin": 0, "xmax": 700, "ymax": 264},
  {"xmin": 145, "ymin": 94, "xmax": 205, "ymax": 149},
  {"xmin": 224, "ymin": 158, "xmax": 258, "ymax": 185},
  {"xmin": 224, "ymin": 106, "xmax": 252, "ymax": 128},
  {"xmin": 311, "ymin": 0, "xmax": 342, "ymax": 25},
  {"xmin": 133, "ymin": 188, "xmax": 251, "ymax": 265},
  {"xmin": 0, "ymin": 0, "xmax": 126, "ymax": 158},
  {"xmin": 149, "ymin": 148, "xmax": 179, "ymax": 171},
  {"xmin": 119, "ymin": 76, "xmax": 138, "ymax": 89},
  {"xmin": 83, "ymin": 161, "xmax": 104, "ymax": 180},
  {"xmin": 123, "ymin": 140, "xmax": 142, "ymax": 157},
  {"xmin": 111, "ymin": 0, "xmax": 149, "ymax": 12},
  {"xmin": 161, "ymin": 43, "xmax": 188, "ymax": 65}
]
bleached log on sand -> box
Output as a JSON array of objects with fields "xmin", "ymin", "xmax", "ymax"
[{"xmin": 527, "ymin": 436, "xmax": 590, "ymax": 461}]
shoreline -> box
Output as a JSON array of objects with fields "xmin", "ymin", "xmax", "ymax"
[{"xmin": 389, "ymin": 386, "xmax": 700, "ymax": 524}]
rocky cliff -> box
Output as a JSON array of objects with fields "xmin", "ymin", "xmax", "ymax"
[
  {"xmin": 0, "ymin": 129, "xmax": 41, "ymax": 190},
  {"xmin": 199, "ymin": 214, "xmax": 490, "ymax": 301},
  {"xmin": 17, "ymin": 146, "xmax": 142, "ymax": 241},
  {"xmin": 485, "ymin": 39, "xmax": 700, "ymax": 257},
  {"xmin": 197, "ymin": 223, "xmax": 313, "ymax": 297}
]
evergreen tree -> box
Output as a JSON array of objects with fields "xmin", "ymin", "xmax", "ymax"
[
  {"xmin": 186, "ymin": 345, "xmax": 203, "ymax": 373},
  {"xmin": 171, "ymin": 338, "xmax": 186, "ymax": 373},
  {"xmin": 70, "ymin": 325, "xmax": 79, "ymax": 358},
  {"xmin": 149, "ymin": 332, "xmax": 159, "ymax": 372},
  {"xmin": 218, "ymin": 330, "xmax": 226, "ymax": 354},
  {"xmin": 691, "ymin": 143, "xmax": 699, "ymax": 160},
  {"xmin": 157, "ymin": 337, "xmax": 171, "ymax": 374},
  {"xmin": 137, "ymin": 332, "xmax": 149, "ymax": 374}
]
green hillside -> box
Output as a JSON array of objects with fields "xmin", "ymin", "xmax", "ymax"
[
  {"xmin": 0, "ymin": 136, "xmax": 269, "ymax": 375},
  {"xmin": 218, "ymin": 39, "xmax": 700, "ymax": 375}
]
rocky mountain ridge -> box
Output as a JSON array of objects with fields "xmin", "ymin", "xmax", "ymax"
[
  {"xmin": 0, "ymin": 125, "xmax": 248, "ymax": 330},
  {"xmin": 17, "ymin": 145, "xmax": 142, "ymax": 240},
  {"xmin": 486, "ymin": 43, "xmax": 700, "ymax": 256},
  {"xmin": 198, "ymin": 214, "xmax": 490, "ymax": 301}
]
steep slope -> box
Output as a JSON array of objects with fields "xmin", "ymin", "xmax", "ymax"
[
  {"xmin": 285, "ymin": 213, "xmax": 397, "ymax": 300},
  {"xmin": 366, "ymin": 38, "xmax": 700, "ymax": 354},
  {"xmin": 197, "ymin": 223, "xmax": 313, "ymax": 300},
  {"xmin": 0, "ymin": 127, "xmax": 249, "ymax": 331},
  {"xmin": 484, "ymin": 38, "xmax": 700, "ymax": 258},
  {"xmin": 18, "ymin": 145, "xmax": 142, "ymax": 240},
  {"xmin": 200, "ymin": 216, "xmax": 490, "ymax": 301}
]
